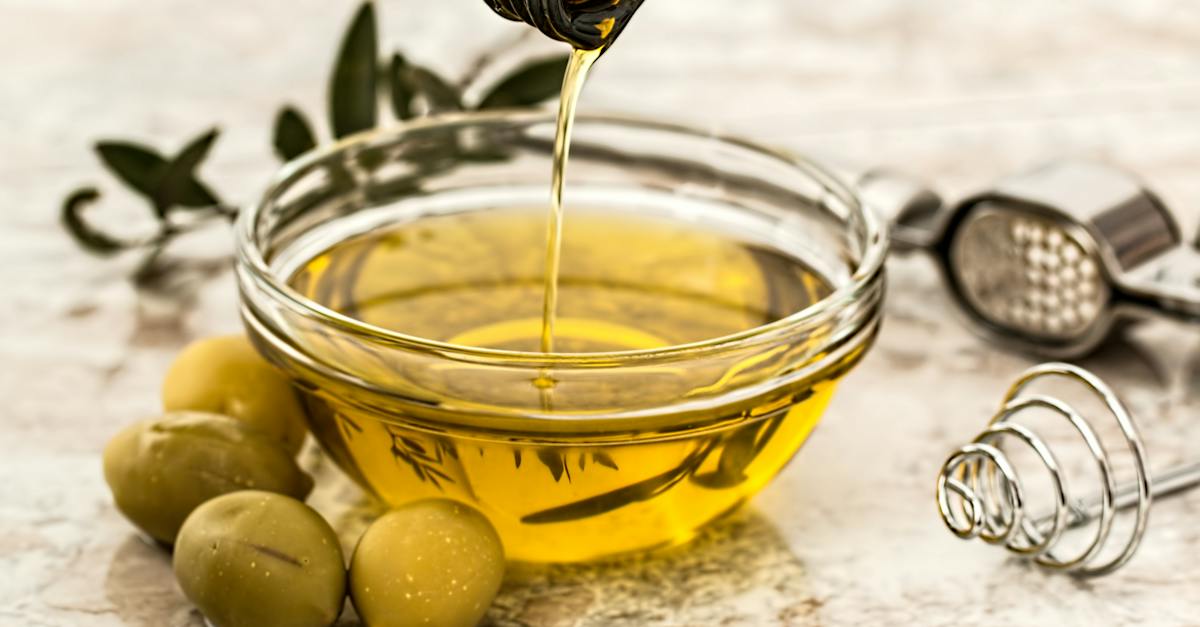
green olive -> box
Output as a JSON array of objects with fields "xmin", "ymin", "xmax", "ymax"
[
  {"xmin": 174, "ymin": 491, "xmax": 346, "ymax": 627},
  {"xmin": 349, "ymin": 500, "xmax": 505, "ymax": 627},
  {"xmin": 102, "ymin": 412, "xmax": 314, "ymax": 544},
  {"xmin": 162, "ymin": 335, "xmax": 308, "ymax": 455}
]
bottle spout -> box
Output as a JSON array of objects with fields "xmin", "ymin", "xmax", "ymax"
[{"xmin": 483, "ymin": 0, "xmax": 646, "ymax": 51}]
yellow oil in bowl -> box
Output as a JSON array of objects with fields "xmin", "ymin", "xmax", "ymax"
[{"xmin": 238, "ymin": 113, "xmax": 885, "ymax": 563}]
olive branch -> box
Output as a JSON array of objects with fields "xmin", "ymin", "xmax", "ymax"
[{"xmin": 61, "ymin": 1, "xmax": 568, "ymax": 290}]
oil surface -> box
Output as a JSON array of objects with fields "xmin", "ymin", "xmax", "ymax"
[
  {"xmin": 285, "ymin": 208, "xmax": 856, "ymax": 561},
  {"xmin": 290, "ymin": 208, "xmax": 828, "ymax": 353}
]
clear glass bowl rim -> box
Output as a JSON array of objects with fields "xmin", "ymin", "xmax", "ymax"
[{"xmin": 235, "ymin": 110, "xmax": 888, "ymax": 369}]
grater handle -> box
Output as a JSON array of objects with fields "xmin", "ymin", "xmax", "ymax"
[
  {"xmin": 1119, "ymin": 246, "xmax": 1200, "ymax": 320},
  {"xmin": 846, "ymin": 168, "xmax": 946, "ymax": 254}
]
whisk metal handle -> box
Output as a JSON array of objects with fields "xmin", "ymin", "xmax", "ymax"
[
  {"xmin": 854, "ymin": 168, "xmax": 945, "ymax": 253},
  {"xmin": 1043, "ymin": 461, "xmax": 1200, "ymax": 530}
]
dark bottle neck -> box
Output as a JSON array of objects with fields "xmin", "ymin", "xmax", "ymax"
[{"xmin": 485, "ymin": 0, "xmax": 645, "ymax": 50}]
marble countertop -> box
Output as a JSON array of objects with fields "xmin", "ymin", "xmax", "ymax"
[{"xmin": 4, "ymin": 1, "xmax": 1200, "ymax": 625}]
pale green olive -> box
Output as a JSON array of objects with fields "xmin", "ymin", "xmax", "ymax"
[
  {"xmin": 349, "ymin": 500, "xmax": 505, "ymax": 627},
  {"xmin": 102, "ymin": 412, "xmax": 313, "ymax": 544},
  {"xmin": 162, "ymin": 335, "xmax": 308, "ymax": 455},
  {"xmin": 174, "ymin": 491, "xmax": 346, "ymax": 627}
]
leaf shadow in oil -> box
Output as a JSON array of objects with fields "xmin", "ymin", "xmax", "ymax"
[{"xmin": 521, "ymin": 441, "xmax": 718, "ymax": 525}]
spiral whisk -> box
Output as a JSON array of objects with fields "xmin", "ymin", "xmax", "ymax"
[{"xmin": 936, "ymin": 363, "xmax": 1200, "ymax": 576}]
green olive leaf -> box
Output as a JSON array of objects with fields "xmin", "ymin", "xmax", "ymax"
[
  {"xmin": 157, "ymin": 128, "xmax": 221, "ymax": 212},
  {"xmin": 409, "ymin": 64, "xmax": 462, "ymax": 113},
  {"xmin": 94, "ymin": 135, "xmax": 220, "ymax": 217},
  {"xmin": 329, "ymin": 2, "xmax": 378, "ymax": 138},
  {"xmin": 477, "ymin": 55, "xmax": 569, "ymax": 110},
  {"xmin": 388, "ymin": 53, "xmax": 413, "ymax": 120},
  {"xmin": 387, "ymin": 52, "xmax": 462, "ymax": 115},
  {"xmin": 273, "ymin": 106, "xmax": 318, "ymax": 161},
  {"xmin": 94, "ymin": 141, "xmax": 169, "ymax": 203},
  {"xmin": 61, "ymin": 187, "xmax": 132, "ymax": 256}
]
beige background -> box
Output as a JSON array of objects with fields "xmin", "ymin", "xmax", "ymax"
[{"xmin": 3, "ymin": 1, "xmax": 1200, "ymax": 625}]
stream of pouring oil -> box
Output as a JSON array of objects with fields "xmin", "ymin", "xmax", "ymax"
[{"xmin": 539, "ymin": 47, "xmax": 602, "ymax": 355}]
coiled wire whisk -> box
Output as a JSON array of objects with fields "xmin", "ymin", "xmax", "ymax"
[{"xmin": 936, "ymin": 363, "xmax": 1200, "ymax": 576}]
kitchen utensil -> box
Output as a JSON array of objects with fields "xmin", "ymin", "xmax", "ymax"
[{"xmin": 935, "ymin": 362, "xmax": 1200, "ymax": 576}]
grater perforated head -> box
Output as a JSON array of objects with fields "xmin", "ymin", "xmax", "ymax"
[{"xmin": 949, "ymin": 205, "xmax": 1110, "ymax": 341}]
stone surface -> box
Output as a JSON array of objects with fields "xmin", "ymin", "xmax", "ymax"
[{"xmin": 3, "ymin": 1, "xmax": 1200, "ymax": 625}]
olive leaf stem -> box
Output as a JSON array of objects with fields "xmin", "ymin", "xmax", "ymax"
[
  {"xmin": 62, "ymin": 188, "xmax": 142, "ymax": 256},
  {"xmin": 456, "ymin": 29, "xmax": 538, "ymax": 91},
  {"xmin": 62, "ymin": 185, "xmax": 237, "ymax": 261},
  {"xmin": 210, "ymin": 204, "xmax": 240, "ymax": 221},
  {"xmin": 132, "ymin": 243, "xmax": 169, "ymax": 286}
]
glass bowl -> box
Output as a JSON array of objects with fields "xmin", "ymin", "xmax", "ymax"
[{"xmin": 235, "ymin": 111, "xmax": 886, "ymax": 562}]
